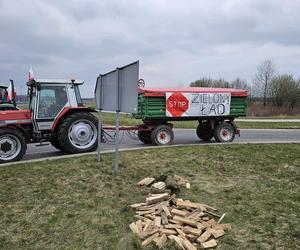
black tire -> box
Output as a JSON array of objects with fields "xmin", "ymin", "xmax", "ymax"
[
  {"xmin": 0, "ymin": 128, "xmax": 27, "ymax": 163},
  {"xmin": 58, "ymin": 112, "xmax": 98, "ymax": 154},
  {"xmin": 213, "ymin": 123, "xmax": 235, "ymax": 143},
  {"xmin": 151, "ymin": 125, "xmax": 174, "ymax": 146},
  {"xmin": 196, "ymin": 123, "xmax": 213, "ymax": 142},
  {"xmin": 138, "ymin": 131, "xmax": 152, "ymax": 144},
  {"xmin": 50, "ymin": 133, "xmax": 62, "ymax": 150}
]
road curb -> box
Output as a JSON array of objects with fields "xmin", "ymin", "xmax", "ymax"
[{"xmin": 1, "ymin": 141, "xmax": 300, "ymax": 167}]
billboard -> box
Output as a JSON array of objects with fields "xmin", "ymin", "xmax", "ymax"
[{"xmin": 94, "ymin": 61, "xmax": 139, "ymax": 113}]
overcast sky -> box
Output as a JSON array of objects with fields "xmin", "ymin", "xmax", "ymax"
[{"xmin": 0, "ymin": 0, "xmax": 300, "ymax": 97}]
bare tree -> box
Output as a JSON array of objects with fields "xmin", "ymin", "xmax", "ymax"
[
  {"xmin": 269, "ymin": 74, "xmax": 300, "ymax": 110},
  {"xmin": 254, "ymin": 59, "xmax": 275, "ymax": 106}
]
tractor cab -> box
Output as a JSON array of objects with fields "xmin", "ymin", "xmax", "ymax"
[
  {"xmin": 0, "ymin": 81, "xmax": 16, "ymax": 111},
  {"xmin": 27, "ymin": 79, "xmax": 84, "ymax": 131}
]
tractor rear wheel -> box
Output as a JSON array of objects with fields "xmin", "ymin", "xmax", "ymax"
[
  {"xmin": 151, "ymin": 125, "xmax": 174, "ymax": 146},
  {"xmin": 0, "ymin": 128, "xmax": 27, "ymax": 163},
  {"xmin": 196, "ymin": 122, "xmax": 213, "ymax": 142},
  {"xmin": 214, "ymin": 122, "xmax": 235, "ymax": 143},
  {"xmin": 58, "ymin": 112, "xmax": 98, "ymax": 154},
  {"xmin": 138, "ymin": 131, "xmax": 152, "ymax": 144}
]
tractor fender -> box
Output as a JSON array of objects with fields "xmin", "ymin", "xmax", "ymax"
[
  {"xmin": 51, "ymin": 107, "xmax": 96, "ymax": 132},
  {"xmin": 1, "ymin": 124, "xmax": 30, "ymax": 142}
]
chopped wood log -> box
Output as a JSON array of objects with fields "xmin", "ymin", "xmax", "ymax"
[
  {"xmin": 142, "ymin": 232, "xmax": 159, "ymax": 246},
  {"xmin": 154, "ymin": 234, "xmax": 167, "ymax": 248},
  {"xmin": 196, "ymin": 229, "xmax": 212, "ymax": 243},
  {"xmin": 173, "ymin": 215, "xmax": 198, "ymax": 227},
  {"xmin": 129, "ymin": 222, "xmax": 143, "ymax": 239},
  {"xmin": 130, "ymin": 203, "xmax": 147, "ymax": 209},
  {"xmin": 154, "ymin": 216, "xmax": 161, "ymax": 227},
  {"xmin": 171, "ymin": 208, "xmax": 189, "ymax": 217},
  {"xmin": 217, "ymin": 213, "xmax": 226, "ymax": 224},
  {"xmin": 168, "ymin": 235, "xmax": 185, "ymax": 250},
  {"xmin": 146, "ymin": 228, "xmax": 159, "ymax": 237},
  {"xmin": 176, "ymin": 200, "xmax": 206, "ymax": 211},
  {"xmin": 201, "ymin": 239, "xmax": 218, "ymax": 249},
  {"xmin": 185, "ymin": 233, "xmax": 198, "ymax": 242},
  {"xmin": 197, "ymin": 222, "xmax": 211, "ymax": 230},
  {"xmin": 207, "ymin": 219, "xmax": 217, "ymax": 226},
  {"xmin": 138, "ymin": 177, "xmax": 155, "ymax": 186},
  {"xmin": 136, "ymin": 220, "xmax": 143, "ymax": 236},
  {"xmin": 175, "ymin": 228, "xmax": 186, "ymax": 238},
  {"xmin": 136, "ymin": 209, "xmax": 156, "ymax": 216},
  {"xmin": 164, "ymin": 224, "xmax": 181, "ymax": 229},
  {"xmin": 182, "ymin": 226, "xmax": 202, "ymax": 236},
  {"xmin": 211, "ymin": 229, "xmax": 225, "ymax": 238},
  {"xmin": 162, "ymin": 205, "xmax": 172, "ymax": 218},
  {"xmin": 152, "ymin": 181, "xmax": 166, "ymax": 190},
  {"xmin": 168, "ymin": 219, "xmax": 181, "ymax": 224},
  {"xmin": 182, "ymin": 238, "xmax": 197, "ymax": 250},
  {"xmin": 161, "ymin": 211, "xmax": 169, "ymax": 225},
  {"xmin": 160, "ymin": 229, "xmax": 177, "ymax": 235},
  {"xmin": 144, "ymin": 214, "xmax": 155, "ymax": 220},
  {"xmin": 212, "ymin": 223, "xmax": 231, "ymax": 231},
  {"xmin": 143, "ymin": 221, "xmax": 153, "ymax": 234},
  {"xmin": 146, "ymin": 193, "xmax": 170, "ymax": 205}
]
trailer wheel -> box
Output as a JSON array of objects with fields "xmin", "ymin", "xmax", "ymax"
[
  {"xmin": 196, "ymin": 123, "xmax": 213, "ymax": 142},
  {"xmin": 138, "ymin": 131, "xmax": 152, "ymax": 144},
  {"xmin": 58, "ymin": 112, "xmax": 98, "ymax": 153},
  {"xmin": 214, "ymin": 123, "xmax": 235, "ymax": 143},
  {"xmin": 151, "ymin": 125, "xmax": 174, "ymax": 146},
  {"xmin": 0, "ymin": 128, "xmax": 27, "ymax": 163}
]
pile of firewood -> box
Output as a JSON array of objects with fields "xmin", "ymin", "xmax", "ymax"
[{"xmin": 129, "ymin": 177, "xmax": 230, "ymax": 249}]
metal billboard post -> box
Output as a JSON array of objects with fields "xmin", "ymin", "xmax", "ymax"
[
  {"xmin": 96, "ymin": 75, "xmax": 103, "ymax": 162},
  {"xmin": 114, "ymin": 68, "xmax": 121, "ymax": 176},
  {"xmin": 97, "ymin": 109, "xmax": 102, "ymax": 162}
]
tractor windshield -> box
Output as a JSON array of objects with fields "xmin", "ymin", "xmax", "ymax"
[{"xmin": 37, "ymin": 85, "xmax": 68, "ymax": 118}]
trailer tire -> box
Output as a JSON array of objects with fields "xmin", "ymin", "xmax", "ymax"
[
  {"xmin": 138, "ymin": 131, "xmax": 152, "ymax": 144},
  {"xmin": 0, "ymin": 128, "xmax": 27, "ymax": 163},
  {"xmin": 214, "ymin": 123, "xmax": 235, "ymax": 143},
  {"xmin": 58, "ymin": 112, "xmax": 98, "ymax": 153},
  {"xmin": 151, "ymin": 125, "xmax": 174, "ymax": 146},
  {"xmin": 196, "ymin": 123, "xmax": 213, "ymax": 142}
]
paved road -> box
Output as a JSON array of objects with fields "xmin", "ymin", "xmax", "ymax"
[
  {"xmin": 236, "ymin": 119, "xmax": 300, "ymax": 122},
  {"xmin": 23, "ymin": 129, "xmax": 300, "ymax": 161}
]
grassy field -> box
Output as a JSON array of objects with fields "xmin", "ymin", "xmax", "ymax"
[
  {"xmin": 0, "ymin": 144, "xmax": 299, "ymax": 249},
  {"xmin": 99, "ymin": 112, "xmax": 300, "ymax": 129}
]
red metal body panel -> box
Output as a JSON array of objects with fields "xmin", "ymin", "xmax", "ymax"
[
  {"xmin": 0, "ymin": 109, "xmax": 31, "ymax": 121},
  {"xmin": 138, "ymin": 87, "xmax": 248, "ymax": 97},
  {"xmin": 51, "ymin": 106, "xmax": 95, "ymax": 131}
]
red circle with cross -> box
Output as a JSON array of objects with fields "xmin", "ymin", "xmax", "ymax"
[{"xmin": 166, "ymin": 92, "xmax": 189, "ymax": 117}]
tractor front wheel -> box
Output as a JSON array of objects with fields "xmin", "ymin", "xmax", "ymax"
[
  {"xmin": 0, "ymin": 128, "xmax": 27, "ymax": 163},
  {"xmin": 58, "ymin": 112, "xmax": 98, "ymax": 154},
  {"xmin": 151, "ymin": 125, "xmax": 174, "ymax": 146}
]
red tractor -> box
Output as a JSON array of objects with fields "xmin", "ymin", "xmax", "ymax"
[{"xmin": 0, "ymin": 78, "xmax": 98, "ymax": 163}]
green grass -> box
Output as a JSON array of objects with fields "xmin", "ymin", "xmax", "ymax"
[
  {"xmin": 0, "ymin": 144, "xmax": 300, "ymax": 249},
  {"xmin": 99, "ymin": 112, "xmax": 300, "ymax": 129}
]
